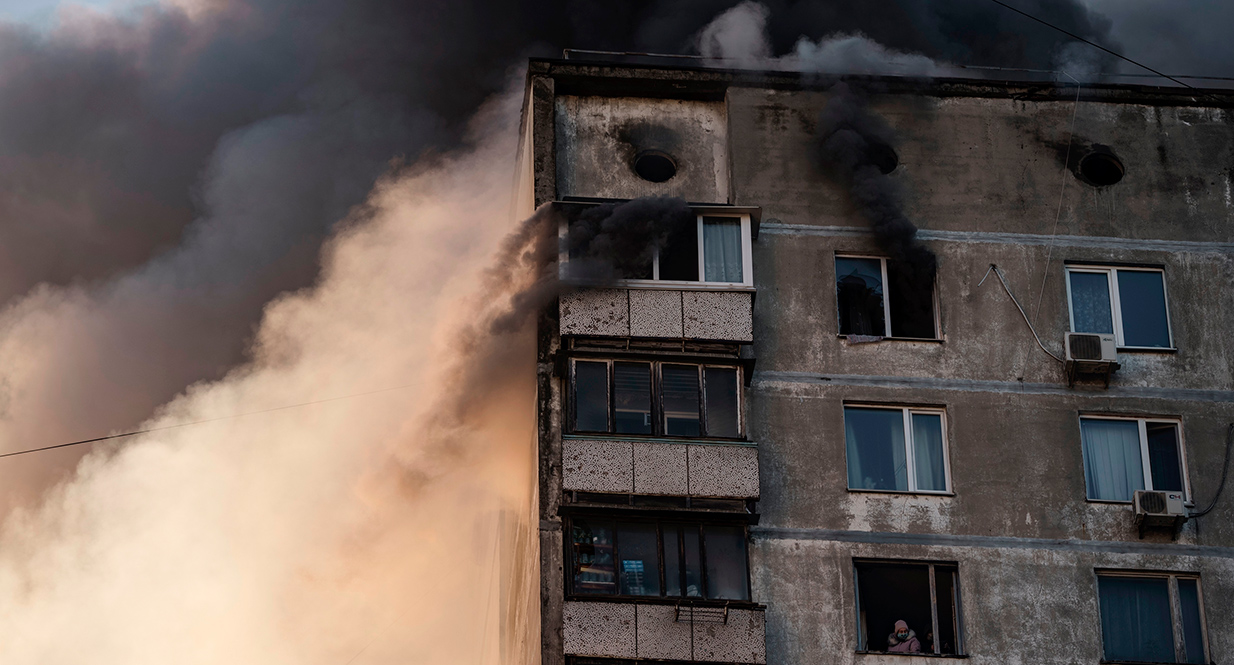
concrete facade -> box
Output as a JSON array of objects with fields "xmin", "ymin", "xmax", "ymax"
[{"xmin": 527, "ymin": 58, "xmax": 1234, "ymax": 665}]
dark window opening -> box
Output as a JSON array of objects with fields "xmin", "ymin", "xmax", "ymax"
[
  {"xmin": 1098, "ymin": 573, "xmax": 1208, "ymax": 664},
  {"xmin": 571, "ymin": 360, "xmax": 741, "ymax": 439},
  {"xmin": 836, "ymin": 256, "xmax": 937, "ymax": 339},
  {"xmin": 569, "ymin": 516, "xmax": 749, "ymax": 601},
  {"xmin": 634, "ymin": 150, "xmax": 677, "ymax": 183},
  {"xmin": 659, "ymin": 219, "xmax": 699, "ymax": 281},
  {"xmin": 855, "ymin": 561, "xmax": 962, "ymax": 656},
  {"xmin": 887, "ymin": 260, "xmax": 937, "ymax": 340}
]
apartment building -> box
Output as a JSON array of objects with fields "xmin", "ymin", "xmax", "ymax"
[{"xmin": 522, "ymin": 55, "xmax": 1234, "ymax": 665}]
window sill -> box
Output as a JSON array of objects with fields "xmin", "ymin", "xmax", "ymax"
[
  {"xmin": 1115, "ymin": 346, "xmax": 1178, "ymax": 354},
  {"xmin": 848, "ymin": 488, "xmax": 955, "ymax": 497},
  {"xmin": 564, "ymin": 433, "xmax": 756, "ymax": 447},
  {"xmin": 566, "ymin": 279, "xmax": 756, "ymax": 292},
  {"xmin": 837, "ymin": 334, "xmax": 944, "ymax": 343},
  {"xmin": 856, "ymin": 651, "xmax": 968, "ymax": 659}
]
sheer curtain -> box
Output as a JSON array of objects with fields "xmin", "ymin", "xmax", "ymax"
[
  {"xmin": 1098, "ymin": 576, "xmax": 1174, "ymax": 663},
  {"xmin": 1069, "ymin": 271, "xmax": 1114, "ymax": 334},
  {"xmin": 1081, "ymin": 419, "xmax": 1144, "ymax": 501},
  {"xmin": 912, "ymin": 413, "xmax": 947, "ymax": 491},
  {"xmin": 703, "ymin": 219, "xmax": 743, "ymax": 283},
  {"xmin": 845, "ymin": 408, "xmax": 907, "ymax": 491}
]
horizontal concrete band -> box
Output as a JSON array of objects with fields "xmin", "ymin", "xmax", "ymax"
[
  {"xmin": 754, "ymin": 370, "xmax": 1234, "ymax": 404},
  {"xmin": 751, "ymin": 526, "xmax": 1234, "ymax": 558},
  {"xmin": 760, "ymin": 222, "xmax": 1234, "ymax": 254}
]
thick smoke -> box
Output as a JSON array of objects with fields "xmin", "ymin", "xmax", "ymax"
[{"xmin": 564, "ymin": 196, "xmax": 695, "ymax": 283}]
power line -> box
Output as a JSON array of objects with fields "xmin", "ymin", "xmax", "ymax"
[
  {"xmin": 0, "ymin": 383, "xmax": 417, "ymax": 461},
  {"xmin": 984, "ymin": 0, "xmax": 1215, "ymax": 95}
]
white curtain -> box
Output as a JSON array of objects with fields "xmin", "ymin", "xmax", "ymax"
[
  {"xmin": 912, "ymin": 413, "xmax": 947, "ymax": 491},
  {"xmin": 703, "ymin": 219, "xmax": 743, "ymax": 283},
  {"xmin": 845, "ymin": 408, "xmax": 907, "ymax": 491},
  {"xmin": 1081, "ymin": 419, "xmax": 1143, "ymax": 501}
]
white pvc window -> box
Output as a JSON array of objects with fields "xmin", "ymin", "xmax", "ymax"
[
  {"xmin": 1079, "ymin": 416, "xmax": 1190, "ymax": 503},
  {"xmin": 650, "ymin": 214, "xmax": 753, "ymax": 287},
  {"xmin": 1066, "ymin": 266, "xmax": 1173, "ymax": 349},
  {"xmin": 844, "ymin": 406, "xmax": 950, "ymax": 493}
]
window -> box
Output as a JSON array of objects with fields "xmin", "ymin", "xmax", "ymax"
[
  {"xmin": 835, "ymin": 256, "xmax": 938, "ymax": 339},
  {"xmin": 1080, "ymin": 417, "xmax": 1188, "ymax": 502},
  {"xmin": 854, "ymin": 560, "xmax": 963, "ymax": 656},
  {"xmin": 568, "ymin": 516, "xmax": 749, "ymax": 601},
  {"xmin": 1097, "ymin": 572, "xmax": 1208, "ymax": 664},
  {"xmin": 1066, "ymin": 266, "xmax": 1173, "ymax": 349},
  {"xmin": 844, "ymin": 406, "xmax": 950, "ymax": 493},
  {"xmin": 570, "ymin": 359, "xmax": 741, "ymax": 438},
  {"xmin": 568, "ymin": 213, "xmax": 753, "ymax": 286}
]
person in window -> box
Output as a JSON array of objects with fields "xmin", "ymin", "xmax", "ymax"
[{"xmin": 887, "ymin": 620, "xmax": 921, "ymax": 653}]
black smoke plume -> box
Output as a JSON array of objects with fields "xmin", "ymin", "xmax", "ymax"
[{"xmin": 563, "ymin": 196, "xmax": 695, "ymax": 283}]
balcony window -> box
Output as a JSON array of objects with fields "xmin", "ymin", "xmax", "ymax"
[
  {"xmin": 835, "ymin": 256, "xmax": 938, "ymax": 339},
  {"xmin": 844, "ymin": 406, "xmax": 950, "ymax": 494},
  {"xmin": 1066, "ymin": 265, "xmax": 1173, "ymax": 349},
  {"xmin": 567, "ymin": 213, "xmax": 753, "ymax": 287},
  {"xmin": 1097, "ymin": 572, "xmax": 1208, "ymax": 664},
  {"xmin": 569, "ymin": 516, "xmax": 749, "ymax": 601},
  {"xmin": 1079, "ymin": 417, "xmax": 1188, "ymax": 503},
  {"xmin": 570, "ymin": 359, "xmax": 742, "ymax": 438}
]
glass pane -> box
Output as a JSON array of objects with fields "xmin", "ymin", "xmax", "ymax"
[
  {"xmin": 659, "ymin": 218, "xmax": 699, "ymax": 281},
  {"xmin": 682, "ymin": 525, "xmax": 703, "ymax": 598},
  {"xmin": 1178, "ymin": 578, "xmax": 1207, "ymax": 664},
  {"xmin": 935, "ymin": 567, "xmax": 959, "ymax": 655},
  {"xmin": 1146, "ymin": 423, "xmax": 1184, "ymax": 493},
  {"xmin": 1080, "ymin": 419, "xmax": 1144, "ymax": 501},
  {"xmin": 703, "ymin": 217, "xmax": 744, "ymax": 283},
  {"xmin": 836, "ymin": 257, "xmax": 886, "ymax": 336},
  {"xmin": 1069, "ymin": 271, "xmax": 1114, "ymax": 334},
  {"xmin": 703, "ymin": 525, "xmax": 749, "ymax": 600},
  {"xmin": 573, "ymin": 361, "xmax": 609, "ymax": 433},
  {"xmin": 616, "ymin": 523, "xmax": 660, "ymax": 596},
  {"xmin": 613, "ymin": 362, "xmax": 652, "ymax": 435},
  {"xmin": 571, "ymin": 518, "xmax": 615, "ymax": 595},
  {"xmin": 887, "ymin": 260, "xmax": 937, "ymax": 339},
  {"xmin": 845, "ymin": 407, "xmax": 908, "ymax": 491},
  {"xmin": 911, "ymin": 413, "xmax": 947, "ymax": 492},
  {"xmin": 663, "ymin": 526, "xmax": 681, "ymax": 597},
  {"xmin": 661, "ymin": 365, "xmax": 701, "ymax": 437},
  {"xmin": 1117, "ymin": 270, "xmax": 1171, "ymax": 347},
  {"xmin": 1098, "ymin": 576, "xmax": 1174, "ymax": 663},
  {"xmin": 704, "ymin": 367, "xmax": 740, "ymax": 438}
]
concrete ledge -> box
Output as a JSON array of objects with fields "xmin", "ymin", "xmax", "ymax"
[
  {"xmin": 560, "ymin": 288, "xmax": 753, "ymax": 342},
  {"xmin": 563, "ymin": 601, "xmax": 766, "ymax": 664},
  {"xmin": 563, "ymin": 438, "xmax": 760, "ymax": 499}
]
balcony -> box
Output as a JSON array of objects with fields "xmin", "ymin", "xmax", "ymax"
[
  {"xmin": 562, "ymin": 436, "xmax": 759, "ymax": 499},
  {"xmin": 562, "ymin": 600, "xmax": 766, "ymax": 664},
  {"xmin": 560, "ymin": 288, "xmax": 753, "ymax": 343}
]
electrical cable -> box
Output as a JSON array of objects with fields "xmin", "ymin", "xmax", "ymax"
[
  {"xmin": 1189, "ymin": 423, "xmax": 1234, "ymax": 519},
  {"xmin": 0, "ymin": 383, "xmax": 417, "ymax": 461},
  {"xmin": 979, "ymin": 263, "xmax": 1065, "ymax": 364}
]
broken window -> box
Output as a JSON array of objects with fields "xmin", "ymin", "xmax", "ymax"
[
  {"xmin": 1080, "ymin": 417, "xmax": 1188, "ymax": 502},
  {"xmin": 567, "ymin": 213, "xmax": 752, "ymax": 286},
  {"xmin": 1066, "ymin": 266, "xmax": 1173, "ymax": 349},
  {"xmin": 568, "ymin": 516, "xmax": 749, "ymax": 601},
  {"xmin": 854, "ymin": 560, "xmax": 963, "ymax": 656},
  {"xmin": 844, "ymin": 406, "xmax": 949, "ymax": 493},
  {"xmin": 570, "ymin": 359, "xmax": 742, "ymax": 438},
  {"xmin": 1097, "ymin": 572, "xmax": 1208, "ymax": 664},
  {"xmin": 835, "ymin": 256, "xmax": 937, "ymax": 339}
]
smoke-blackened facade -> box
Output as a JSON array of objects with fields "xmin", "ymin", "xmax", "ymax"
[{"xmin": 524, "ymin": 57, "xmax": 1234, "ymax": 665}]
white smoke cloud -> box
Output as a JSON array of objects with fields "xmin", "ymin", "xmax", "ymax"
[
  {"xmin": 693, "ymin": 0, "xmax": 772, "ymax": 66},
  {"xmin": 0, "ymin": 85, "xmax": 538, "ymax": 664}
]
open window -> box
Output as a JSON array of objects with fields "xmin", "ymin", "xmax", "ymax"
[
  {"xmin": 567, "ymin": 212, "xmax": 754, "ymax": 287},
  {"xmin": 568, "ymin": 515, "xmax": 750, "ymax": 601},
  {"xmin": 835, "ymin": 256, "xmax": 938, "ymax": 340},
  {"xmin": 570, "ymin": 359, "xmax": 742, "ymax": 439},
  {"xmin": 1097, "ymin": 572, "xmax": 1209, "ymax": 664},
  {"xmin": 1066, "ymin": 265, "xmax": 1173, "ymax": 349},
  {"xmin": 844, "ymin": 405, "xmax": 950, "ymax": 494},
  {"xmin": 1080, "ymin": 417, "xmax": 1189, "ymax": 503},
  {"xmin": 854, "ymin": 560, "xmax": 963, "ymax": 656}
]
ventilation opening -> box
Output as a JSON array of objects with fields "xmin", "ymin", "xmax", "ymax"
[
  {"xmin": 1078, "ymin": 148, "xmax": 1124, "ymax": 186},
  {"xmin": 634, "ymin": 150, "xmax": 677, "ymax": 182},
  {"xmin": 867, "ymin": 141, "xmax": 898, "ymax": 174}
]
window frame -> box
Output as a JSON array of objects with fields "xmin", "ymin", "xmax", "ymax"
[
  {"xmin": 1094, "ymin": 570, "xmax": 1210, "ymax": 665},
  {"xmin": 1065, "ymin": 265, "xmax": 1175, "ymax": 351},
  {"xmin": 852, "ymin": 558, "xmax": 966, "ymax": 656},
  {"xmin": 564, "ymin": 514, "xmax": 753, "ymax": 603},
  {"xmin": 843, "ymin": 404, "xmax": 953, "ymax": 495},
  {"xmin": 568, "ymin": 358, "xmax": 745, "ymax": 440},
  {"xmin": 1078, "ymin": 415, "xmax": 1191, "ymax": 504},
  {"xmin": 834, "ymin": 253, "xmax": 941, "ymax": 340}
]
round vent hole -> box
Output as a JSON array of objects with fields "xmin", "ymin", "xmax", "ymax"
[
  {"xmin": 634, "ymin": 151, "xmax": 677, "ymax": 182},
  {"xmin": 1079, "ymin": 150, "xmax": 1124, "ymax": 186},
  {"xmin": 867, "ymin": 142, "xmax": 898, "ymax": 174}
]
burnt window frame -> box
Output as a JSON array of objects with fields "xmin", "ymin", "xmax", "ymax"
[
  {"xmin": 834, "ymin": 254, "xmax": 941, "ymax": 340},
  {"xmin": 565, "ymin": 513, "xmax": 752, "ymax": 603},
  {"xmin": 1065, "ymin": 264, "xmax": 1175, "ymax": 351},
  {"xmin": 1078, "ymin": 415, "xmax": 1192, "ymax": 504},
  {"xmin": 568, "ymin": 358, "xmax": 745, "ymax": 440},
  {"xmin": 853, "ymin": 558, "xmax": 965, "ymax": 657},
  {"xmin": 1094, "ymin": 570, "xmax": 1210, "ymax": 664}
]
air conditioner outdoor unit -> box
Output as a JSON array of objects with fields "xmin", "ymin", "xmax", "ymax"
[
  {"xmin": 1064, "ymin": 332, "xmax": 1119, "ymax": 386},
  {"xmin": 1133, "ymin": 489, "xmax": 1186, "ymax": 537}
]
